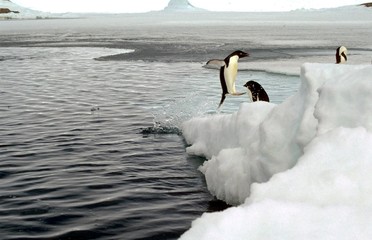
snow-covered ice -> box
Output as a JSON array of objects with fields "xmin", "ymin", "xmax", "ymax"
[{"xmin": 181, "ymin": 63, "xmax": 372, "ymax": 239}]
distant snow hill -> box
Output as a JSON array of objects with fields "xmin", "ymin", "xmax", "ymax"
[
  {"xmin": 0, "ymin": 0, "xmax": 50, "ymax": 19},
  {"xmin": 0, "ymin": 0, "xmax": 76, "ymax": 19},
  {"xmin": 163, "ymin": 0, "xmax": 206, "ymax": 11}
]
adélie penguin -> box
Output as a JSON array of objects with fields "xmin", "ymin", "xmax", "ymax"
[
  {"xmin": 218, "ymin": 50, "xmax": 249, "ymax": 108},
  {"xmin": 243, "ymin": 80, "xmax": 270, "ymax": 102},
  {"xmin": 336, "ymin": 46, "xmax": 347, "ymax": 64}
]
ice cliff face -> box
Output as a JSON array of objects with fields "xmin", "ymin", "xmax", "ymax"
[
  {"xmin": 361, "ymin": 2, "xmax": 372, "ymax": 7},
  {"xmin": 163, "ymin": 0, "xmax": 205, "ymax": 11},
  {"xmin": 182, "ymin": 63, "xmax": 372, "ymax": 205},
  {"xmin": 0, "ymin": 8, "xmax": 18, "ymax": 13}
]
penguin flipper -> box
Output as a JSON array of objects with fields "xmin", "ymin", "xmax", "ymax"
[
  {"xmin": 218, "ymin": 94, "xmax": 226, "ymax": 109},
  {"xmin": 204, "ymin": 59, "xmax": 225, "ymax": 69}
]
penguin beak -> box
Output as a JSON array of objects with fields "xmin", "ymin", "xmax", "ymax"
[{"xmin": 241, "ymin": 52, "xmax": 249, "ymax": 58}]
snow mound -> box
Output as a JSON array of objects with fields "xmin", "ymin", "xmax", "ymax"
[{"xmin": 180, "ymin": 63, "xmax": 372, "ymax": 239}]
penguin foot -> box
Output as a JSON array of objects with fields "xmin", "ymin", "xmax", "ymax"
[{"xmin": 230, "ymin": 92, "xmax": 246, "ymax": 96}]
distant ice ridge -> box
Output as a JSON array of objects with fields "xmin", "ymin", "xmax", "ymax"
[
  {"xmin": 180, "ymin": 63, "xmax": 372, "ymax": 239},
  {"xmin": 163, "ymin": 0, "xmax": 206, "ymax": 11}
]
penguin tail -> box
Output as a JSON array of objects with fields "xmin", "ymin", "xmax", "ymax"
[{"xmin": 218, "ymin": 94, "xmax": 226, "ymax": 109}]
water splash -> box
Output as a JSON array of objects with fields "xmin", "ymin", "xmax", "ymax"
[
  {"xmin": 140, "ymin": 121, "xmax": 182, "ymax": 135},
  {"xmin": 140, "ymin": 92, "xmax": 218, "ymax": 135}
]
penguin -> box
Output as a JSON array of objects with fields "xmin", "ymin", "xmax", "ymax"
[
  {"xmin": 243, "ymin": 80, "xmax": 270, "ymax": 102},
  {"xmin": 218, "ymin": 50, "xmax": 249, "ymax": 108},
  {"xmin": 336, "ymin": 46, "xmax": 347, "ymax": 64}
]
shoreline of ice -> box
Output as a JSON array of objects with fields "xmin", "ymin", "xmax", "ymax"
[
  {"xmin": 180, "ymin": 63, "xmax": 372, "ymax": 239},
  {"xmin": 240, "ymin": 50, "xmax": 372, "ymax": 76}
]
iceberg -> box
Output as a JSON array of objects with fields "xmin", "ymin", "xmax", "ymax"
[{"xmin": 180, "ymin": 63, "xmax": 372, "ymax": 239}]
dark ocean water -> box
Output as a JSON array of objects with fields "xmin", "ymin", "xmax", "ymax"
[{"xmin": 0, "ymin": 17, "xmax": 300, "ymax": 240}]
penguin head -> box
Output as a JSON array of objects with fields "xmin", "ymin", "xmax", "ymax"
[
  {"xmin": 243, "ymin": 80, "xmax": 270, "ymax": 102},
  {"xmin": 243, "ymin": 80, "xmax": 261, "ymax": 92},
  {"xmin": 336, "ymin": 46, "xmax": 347, "ymax": 64},
  {"xmin": 224, "ymin": 50, "xmax": 249, "ymax": 67},
  {"xmin": 228, "ymin": 50, "xmax": 249, "ymax": 59}
]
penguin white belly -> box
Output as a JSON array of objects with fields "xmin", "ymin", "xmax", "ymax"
[
  {"xmin": 224, "ymin": 56, "xmax": 239, "ymax": 94},
  {"xmin": 247, "ymin": 89, "xmax": 253, "ymax": 102}
]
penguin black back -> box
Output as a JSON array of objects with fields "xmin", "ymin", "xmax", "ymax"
[{"xmin": 243, "ymin": 80, "xmax": 270, "ymax": 102}]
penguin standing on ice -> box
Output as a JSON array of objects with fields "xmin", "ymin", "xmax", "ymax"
[
  {"xmin": 336, "ymin": 46, "xmax": 347, "ymax": 64},
  {"xmin": 218, "ymin": 50, "xmax": 249, "ymax": 108},
  {"xmin": 243, "ymin": 80, "xmax": 270, "ymax": 102}
]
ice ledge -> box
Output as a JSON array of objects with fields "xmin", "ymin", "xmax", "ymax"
[
  {"xmin": 182, "ymin": 63, "xmax": 372, "ymax": 205},
  {"xmin": 180, "ymin": 63, "xmax": 372, "ymax": 240}
]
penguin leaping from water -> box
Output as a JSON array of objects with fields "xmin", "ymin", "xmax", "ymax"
[
  {"xmin": 336, "ymin": 46, "xmax": 347, "ymax": 64},
  {"xmin": 243, "ymin": 80, "xmax": 270, "ymax": 102},
  {"xmin": 218, "ymin": 50, "xmax": 249, "ymax": 108}
]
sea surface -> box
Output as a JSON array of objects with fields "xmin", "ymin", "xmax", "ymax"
[{"xmin": 0, "ymin": 15, "xmax": 302, "ymax": 240}]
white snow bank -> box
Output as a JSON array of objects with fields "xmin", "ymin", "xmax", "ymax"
[
  {"xmin": 180, "ymin": 63, "xmax": 372, "ymax": 239},
  {"xmin": 182, "ymin": 198, "xmax": 372, "ymax": 240},
  {"xmin": 249, "ymin": 127, "xmax": 372, "ymax": 207}
]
